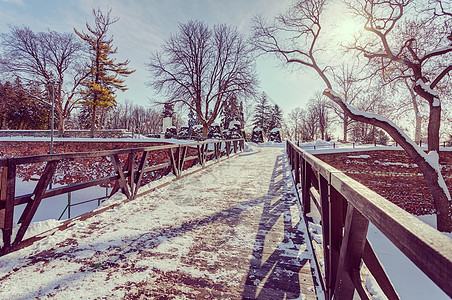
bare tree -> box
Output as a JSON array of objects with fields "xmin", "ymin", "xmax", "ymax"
[
  {"xmin": 147, "ymin": 20, "xmax": 258, "ymax": 136},
  {"xmin": 0, "ymin": 26, "xmax": 87, "ymax": 133},
  {"xmin": 252, "ymin": 0, "xmax": 451, "ymax": 231},
  {"xmin": 310, "ymin": 92, "xmax": 331, "ymax": 140}
]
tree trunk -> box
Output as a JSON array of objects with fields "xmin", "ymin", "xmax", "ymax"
[
  {"xmin": 57, "ymin": 110, "xmax": 65, "ymax": 134},
  {"xmin": 343, "ymin": 115, "xmax": 349, "ymax": 141},
  {"xmin": 415, "ymin": 113, "xmax": 422, "ymax": 145},
  {"xmin": 428, "ymin": 104, "xmax": 441, "ymax": 153},
  {"xmin": 407, "ymin": 81, "xmax": 421, "ymax": 144},
  {"xmin": 202, "ymin": 125, "xmax": 208, "ymax": 137},
  {"xmin": 90, "ymin": 105, "xmax": 97, "ymax": 137}
]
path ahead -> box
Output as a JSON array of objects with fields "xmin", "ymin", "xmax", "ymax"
[{"xmin": 0, "ymin": 147, "xmax": 319, "ymax": 299}]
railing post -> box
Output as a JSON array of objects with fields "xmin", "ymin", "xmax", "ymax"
[
  {"xmin": 294, "ymin": 152, "xmax": 300, "ymax": 188},
  {"xmin": 319, "ymin": 174, "xmax": 331, "ymax": 298},
  {"xmin": 302, "ymin": 158, "xmax": 312, "ymax": 214},
  {"xmin": 334, "ymin": 205, "xmax": 369, "ymax": 299},
  {"xmin": 68, "ymin": 192, "xmax": 71, "ymax": 219},
  {"xmin": 0, "ymin": 159, "xmax": 16, "ymax": 253},
  {"xmin": 329, "ymin": 187, "xmax": 346, "ymax": 297}
]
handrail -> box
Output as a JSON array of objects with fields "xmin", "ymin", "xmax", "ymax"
[
  {"xmin": 286, "ymin": 140, "xmax": 452, "ymax": 299},
  {"xmin": 0, "ymin": 138, "xmax": 245, "ymax": 255}
]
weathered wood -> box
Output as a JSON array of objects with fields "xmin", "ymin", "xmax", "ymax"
[
  {"xmin": 13, "ymin": 160, "xmax": 58, "ymax": 248},
  {"xmin": 363, "ymin": 240, "xmax": 399, "ymax": 299},
  {"xmin": 110, "ymin": 154, "xmax": 131, "ymax": 199},
  {"xmin": 319, "ymin": 174, "xmax": 331, "ymax": 299},
  {"xmin": 0, "ymin": 166, "xmax": 7, "ymax": 228},
  {"xmin": 334, "ymin": 205, "xmax": 369, "ymax": 299},
  {"xmin": 127, "ymin": 153, "xmax": 135, "ymax": 195},
  {"xmin": 133, "ymin": 151, "xmax": 150, "ymax": 198},
  {"xmin": 179, "ymin": 146, "xmax": 188, "ymax": 172},
  {"xmin": 302, "ymin": 158, "xmax": 312, "ymax": 214},
  {"xmin": 226, "ymin": 141, "xmax": 231, "ymax": 157},
  {"xmin": 2, "ymin": 144, "xmax": 179, "ymax": 166},
  {"xmin": 329, "ymin": 187, "xmax": 344, "ymax": 297},
  {"xmin": 169, "ymin": 148, "xmax": 178, "ymax": 176},
  {"xmin": 285, "ymin": 141, "xmax": 452, "ymax": 299},
  {"xmin": 330, "ymin": 171, "xmax": 452, "ymax": 298},
  {"xmin": 10, "ymin": 176, "xmax": 117, "ymax": 208},
  {"xmin": 1, "ymin": 159, "xmax": 16, "ymax": 252},
  {"xmin": 294, "ymin": 152, "xmax": 300, "ymax": 187}
]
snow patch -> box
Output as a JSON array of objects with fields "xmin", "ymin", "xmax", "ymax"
[
  {"xmin": 347, "ymin": 154, "xmax": 371, "ymax": 159},
  {"xmin": 415, "ymin": 79, "xmax": 438, "ymax": 97},
  {"xmin": 433, "ymin": 97, "xmax": 440, "ymax": 107}
]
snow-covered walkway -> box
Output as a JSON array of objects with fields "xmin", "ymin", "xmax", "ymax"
[{"xmin": 0, "ymin": 147, "xmax": 318, "ymax": 299}]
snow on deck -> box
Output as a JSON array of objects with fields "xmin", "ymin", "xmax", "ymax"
[{"xmin": 0, "ymin": 147, "xmax": 319, "ymax": 299}]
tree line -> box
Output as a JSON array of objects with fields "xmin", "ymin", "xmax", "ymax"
[{"xmin": 0, "ymin": 8, "xmax": 134, "ymax": 134}]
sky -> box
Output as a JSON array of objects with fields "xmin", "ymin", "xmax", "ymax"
[{"xmin": 0, "ymin": 0, "xmax": 332, "ymax": 116}]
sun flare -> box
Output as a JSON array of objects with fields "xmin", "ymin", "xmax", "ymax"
[{"xmin": 335, "ymin": 19, "xmax": 361, "ymax": 43}]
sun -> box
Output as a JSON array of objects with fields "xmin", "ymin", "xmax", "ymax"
[{"xmin": 335, "ymin": 19, "xmax": 361, "ymax": 44}]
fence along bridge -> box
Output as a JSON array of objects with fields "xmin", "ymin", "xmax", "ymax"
[{"xmin": 0, "ymin": 139, "xmax": 451, "ymax": 299}]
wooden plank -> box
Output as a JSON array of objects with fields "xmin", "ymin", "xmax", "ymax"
[
  {"xmin": 0, "ymin": 166, "xmax": 7, "ymax": 228},
  {"xmin": 329, "ymin": 186, "xmax": 344, "ymax": 295},
  {"xmin": 334, "ymin": 205, "xmax": 369, "ymax": 299},
  {"xmin": 196, "ymin": 145, "xmax": 204, "ymax": 167},
  {"xmin": 127, "ymin": 152, "xmax": 135, "ymax": 196},
  {"xmin": 1, "ymin": 159, "xmax": 16, "ymax": 251},
  {"xmin": 318, "ymin": 174, "xmax": 330, "ymax": 299},
  {"xmin": 302, "ymin": 158, "xmax": 311, "ymax": 214},
  {"xmin": 13, "ymin": 160, "xmax": 58, "ymax": 248},
  {"xmin": 330, "ymin": 171, "xmax": 452, "ymax": 298},
  {"xmin": 8, "ymin": 144, "xmax": 179, "ymax": 166},
  {"xmin": 143, "ymin": 162, "xmax": 172, "ymax": 173},
  {"xmin": 0, "ymin": 140, "xmax": 243, "ymax": 167},
  {"xmin": 110, "ymin": 154, "xmax": 131, "ymax": 199},
  {"xmin": 363, "ymin": 240, "xmax": 399, "ymax": 299},
  {"xmin": 179, "ymin": 146, "xmax": 188, "ymax": 172},
  {"xmin": 133, "ymin": 151, "xmax": 150, "ymax": 198}
]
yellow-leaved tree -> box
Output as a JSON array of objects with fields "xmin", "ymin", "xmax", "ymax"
[{"xmin": 74, "ymin": 8, "xmax": 135, "ymax": 135}]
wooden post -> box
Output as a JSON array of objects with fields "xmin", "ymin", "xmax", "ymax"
[
  {"xmin": 133, "ymin": 151, "xmax": 149, "ymax": 198},
  {"xmin": 302, "ymin": 158, "xmax": 312, "ymax": 214},
  {"xmin": 226, "ymin": 141, "xmax": 231, "ymax": 157},
  {"xmin": 362, "ymin": 240, "xmax": 399, "ymax": 299},
  {"xmin": 334, "ymin": 205, "xmax": 369, "ymax": 299},
  {"xmin": 169, "ymin": 148, "xmax": 179, "ymax": 176},
  {"xmin": 110, "ymin": 154, "xmax": 131, "ymax": 199},
  {"xmin": 319, "ymin": 174, "xmax": 331, "ymax": 299},
  {"xmin": 127, "ymin": 152, "xmax": 135, "ymax": 196},
  {"xmin": 13, "ymin": 160, "xmax": 58, "ymax": 248},
  {"xmin": 294, "ymin": 152, "xmax": 300, "ymax": 187},
  {"xmin": 0, "ymin": 159, "xmax": 16, "ymax": 253},
  {"xmin": 329, "ymin": 187, "xmax": 345, "ymax": 296}
]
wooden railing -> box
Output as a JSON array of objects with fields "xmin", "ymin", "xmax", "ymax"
[
  {"xmin": 0, "ymin": 139, "xmax": 244, "ymax": 255},
  {"xmin": 286, "ymin": 140, "xmax": 452, "ymax": 299}
]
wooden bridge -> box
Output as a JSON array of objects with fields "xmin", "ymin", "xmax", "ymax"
[{"xmin": 0, "ymin": 139, "xmax": 451, "ymax": 299}]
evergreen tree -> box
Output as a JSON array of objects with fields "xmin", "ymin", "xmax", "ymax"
[
  {"xmin": 188, "ymin": 110, "xmax": 200, "ymax": 128},
  {"xmin": 0, "ymin": 79, "xmax": 48, "ymax": 129},
  {"xmin": 163, "ymin": 103, "xmax": 174, "ymax": 118},
  {"xmin": 74, "ymin": 8, "xmax": 135, "ymax": 135},
  {"xmin": 268, "ymin": 104, "xmax": 283, "ymax": 130},
  {"xmin": 252, "ymin": 92, "xmax": 272, "ymax": 136},
  {"xmin": 221, "ymin": 94, "xmax": 241, "ymax": 130}
]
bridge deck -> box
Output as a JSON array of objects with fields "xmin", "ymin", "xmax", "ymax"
[{"xmin": 0, "ymin": 147, "xmax": 320, "ymax": 299}]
